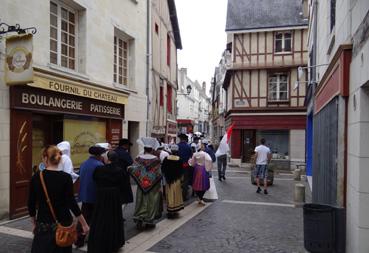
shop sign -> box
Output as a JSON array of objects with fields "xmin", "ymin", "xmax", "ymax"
[
  {"xmin": 10, "ymin": 86, "xmax": 125, "ymax": 119},
  {"xmin": 167, "ymin": 122, "xmax": 178, "ymax": 135},
  {"xmin": 29, "ymin": 72, "xmax": 128, "ymax": 105},
  {"xmin": 5, "ymin": 34, "xmax": 34, "ymax": 85},
  {"xmin": 152, "ymin": 126, "xmax": 166, "ymax": 135}
]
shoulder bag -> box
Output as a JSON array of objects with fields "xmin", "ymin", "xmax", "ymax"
[{"xmin": 40, "ymin": 171, "xmax": 77, "ymax": 247}]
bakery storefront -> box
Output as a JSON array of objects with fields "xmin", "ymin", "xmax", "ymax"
[{"xmin": 9, "ymin": 70, "xmax": 128, "ymax": 218}]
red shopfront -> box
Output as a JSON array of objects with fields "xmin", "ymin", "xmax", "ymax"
[
  {"xmin": 9, "ymin": 84, "xmax": 126, "ymax": 218},
  {"xmin": 227, "ymin": 114, "xmax": 306, "ymax": 162}
]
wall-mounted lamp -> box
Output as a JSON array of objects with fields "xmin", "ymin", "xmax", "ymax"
[
  {"xmin": 295, "ymin": 64, "xmax": 329, "ymax": 90},
  {"xmin": 178, "ymin": 84, "xmax": 192, "ymax": 96}
]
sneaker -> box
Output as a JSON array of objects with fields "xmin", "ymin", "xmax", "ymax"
[
  {"xmin": 264, "ymin": 189, "xmax": 268, "ymax": 195},
  {"xmin": 199, "ymin": 200, "xmax": 206, "ymax": 206},
  {"xmin": 256, "ymin": 187, "xmax": 261, "ymax": 193},
  {"xmin": 222, "ymin": 175, "xmax": 226, "ymax": 180},
  {"xmin": 218, "ymin": 177, "xmax": 222, "ymax": 181}
]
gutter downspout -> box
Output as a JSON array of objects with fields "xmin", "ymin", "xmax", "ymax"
[{"xmin": 146, "ymin": 0, "xmax": 151, "ymax": 136}]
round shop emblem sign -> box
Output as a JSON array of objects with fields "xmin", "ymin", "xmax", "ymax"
[{"xmin": 6, "ymin": 47, "xmax": 32, "ymax": 73}]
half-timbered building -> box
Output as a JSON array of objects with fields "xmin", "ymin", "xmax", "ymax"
[{"xmin": 224, "ymin": 0, "xmax": 308, "ymax": 166}]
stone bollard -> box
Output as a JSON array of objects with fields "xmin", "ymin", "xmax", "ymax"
[
  {"xmin": 293, "ymin": 168, "xmax": 301, "ymax": 181},
  {"xmin": 294, "ymin": 183, "xmax": 305, "ymax": 207}
]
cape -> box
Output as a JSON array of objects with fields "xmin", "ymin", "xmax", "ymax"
[{"xmin": 128, "ymin": 157, "xmax": 162, "ymax": 193}]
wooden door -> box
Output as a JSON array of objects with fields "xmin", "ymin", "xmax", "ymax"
[
  {"xmin": 10, "ymin": 110, "xmax": 32, "ymax": 218},
  {"xmin": 241, "ymin": 130, "xmax": 256, "ymax": 163}
]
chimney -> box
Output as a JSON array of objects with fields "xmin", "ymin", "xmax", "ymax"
[
  {"xmin": 302, "ymin": 0, "xmax": 308, "ymax": 19},
  {"xmin": 202, "ymin": 82, "xmax": 206, "ymax": 92},
  {"xmin": 180, "ymin": 68, "xmax": 187, "ymax": 76}
]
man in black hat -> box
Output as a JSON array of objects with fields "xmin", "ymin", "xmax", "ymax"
[
  {"xmin": 75, "ymin": 145, "xmax": 106, "ymax": 247},
  {"xmin": 177, "ymin": 133, "xmax": 193, "ymax": 200},
  {"xmin": 114, "ymin": 139, "xmax": 134, "ymax": 211}
]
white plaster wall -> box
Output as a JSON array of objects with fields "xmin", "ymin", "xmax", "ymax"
[
  {"xmin": 346, "ymin": 1, "xmax": 369, "ymax": 252},
  {"xmin": 289, "ymin": 129, "xmax": 306, "ymax": 162}
]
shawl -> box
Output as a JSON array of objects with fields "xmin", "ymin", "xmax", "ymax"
[
  {"xmin": 161, "ymin": 155, "xmax": 183, "ymax": 184},
  {"xmin": 128, "ymin": 156, "xmax": 162, "ymax": 193}
]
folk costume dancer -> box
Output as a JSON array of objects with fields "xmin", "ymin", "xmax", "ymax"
[
  {"xmin": 56, "ymin": 141, "xmax": 79, "ymax": 183},
  {"xmin": 75, "ymin": 145, "xmax": 106, "ymax": 248},
  {"xmin": 161, "ymin": 144, "xmax": 184, "ymax": 218},
  {"xmin": 87, "ymin": 151, "xmax": 126, "ymax": 253},
  {"xmin": 189, "ymin": 143, "xmax": 213, "ymax": 206},
  {"xmin": 128, "ymin": 137, "xmax": 163, "ymax": 229}
]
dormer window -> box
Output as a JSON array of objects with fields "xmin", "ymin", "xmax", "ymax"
[{"xmin": 275, "ymin": 31, "xmax": 292, "ymax": 53}]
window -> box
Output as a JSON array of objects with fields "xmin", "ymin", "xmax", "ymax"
[
  {"xmin": 50, "ymin": 1, "xmax": 77, "ymax": 70},
  {"xmin": 275, "ymin": 31, "xmax": 292, "ymax": 53},
  {"xmin": 330, "ymin": 0, "xmax": 336, "ymax": 32},
  {"xmin": 113, "ymin": 36, "xmax": 129, "ymax": 85},
  {"xmin": 160, "ymin": 86, "xmax": 164, "ymax": 106},
  {"xmin": 166, "ymin": 34, "xmax": 171, "ymax": 66},
  {"xmin": 155, "ymin": 23, "xmax": 159, "ymax": 34},
  {"xmin": 268, "ymin": 74, "xmax": 289, "ymax": 101},
  {"xmin": 167, "ymin": 85, "xmax": 172, "ymax": 113}
]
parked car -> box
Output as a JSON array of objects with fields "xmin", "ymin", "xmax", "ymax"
[{"xmin": 250, "ymin": 162, "xmax": 275, "ymax": 186}]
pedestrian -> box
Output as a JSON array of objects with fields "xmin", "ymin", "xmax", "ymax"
[
  {"xmin": 114, "ymin": 138, "xmax": 134, "ymax": 215},
  {"xmin": 56, "ymin": 141, "xmax": 79, "ymax": 183},
  {"xmin": 28, "ymin": 145, "xmax": 89, "ymax": 253},
  {"xmin": 189, "ymin": 143, "xmax": 212, "ymax": 206},
  {"xmin": 254, "ymin": 138, "xmax": 272, "ymax": 194},
  {"xmin": 128, "ymin": 137, "xmax": 163, "ymax": 229},
  {"xmin": 156, "ymin": 143, "xmax": 170, "ymax": 199},
  {"xmin": 161, "ymin": 144, "xmax": 184, "ymax": 218},
  {"xmin": 75, "ymin": 145, "xmax": 106, "ymax": 248},
  {"xmin": 216, "ymin": 136, "xmax": 228, "ymax": 181},
  {"xmin": 203, "ymin": 139, "xmax": 216, "ymax": 178},
  {"xmin": 87, "ymin": 151, "xmax": 126, "ymax": 253},
  {"xmin": 177, "ymin": 133, "xmax": 193, "ymax": 201}
]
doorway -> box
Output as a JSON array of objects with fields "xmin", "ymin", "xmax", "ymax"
[{"xmin": 241, "ymin": 130, "xmax": 256, "ymax": 162}]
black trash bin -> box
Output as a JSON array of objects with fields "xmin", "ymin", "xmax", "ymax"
[{"xmin": 303, "ymin": 203, "xmax": 335, "ymax": 253}]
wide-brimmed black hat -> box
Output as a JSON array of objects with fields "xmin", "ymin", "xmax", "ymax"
[
  {"xmin": 88, "ymin": 146, "xmax": 107, "ymax": 156},
  {"xmin": 119, "ymin": 138, "xmax": 133, "ymax": 146},
  {"xmin": 178, "ymin": 133, "xmax": 188, "ymax": 140}
]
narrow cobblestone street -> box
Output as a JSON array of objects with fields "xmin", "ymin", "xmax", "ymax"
[{"xmin": 0, "ymin": 166, "xmax": 310, "ymax": 253}]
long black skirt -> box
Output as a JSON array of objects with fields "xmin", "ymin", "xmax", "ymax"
[{"xmin": 87, "ymin": 187, "xmax": 125, "ymax": 253}]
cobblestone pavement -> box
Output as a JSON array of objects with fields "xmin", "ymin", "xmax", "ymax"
[
  {"xmin": 149, "ymin": 168, "xmax": 310, "ymax": 253},
  {"xmin": 0, "ymin": 167, "xmax": 310, "ymax": 253}
]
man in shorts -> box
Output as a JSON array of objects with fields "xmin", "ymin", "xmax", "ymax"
[{"xmin": 254, "ymin": 138, "xmax": 272, "ymax": 194}]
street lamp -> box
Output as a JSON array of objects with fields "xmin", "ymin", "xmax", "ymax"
[{"xmin": 178, "ymin": 84, "xmax": 192, "ymax": 96}]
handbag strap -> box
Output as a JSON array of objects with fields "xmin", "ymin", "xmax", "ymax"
[{"xmin": 40, "ymin": 171, "xmax": 58, "ymax": 223}]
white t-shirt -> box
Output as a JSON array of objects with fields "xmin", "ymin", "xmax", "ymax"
[{"xmin": 254, "ymin": 145, "xmax": 271, "ymax": 165}]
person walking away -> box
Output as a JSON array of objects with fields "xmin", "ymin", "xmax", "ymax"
[
  {"xmin": 216, "ymin": 136, "xmax": 228, "ymax": 181},
  {"xmin": 254, "ymin": 138, "xmax": 272, "ymax": 194},
  {"xmin": 28, "ymin": 145, "xmax": 89, "ymax": 253},
  {"xmin": 87, "ymin": 151, "xmax": 126, "ymax": 253},
  {"xmin": 189, "ymin": 143, "xmax": 212, "ymax": 206},
  {"xmin": 75, "ymin": 145, "xmax": 106, "ymax": 247},
  {"xmin": 156, "ymin": 143, "xmax": 170, "ymax": 199},
  {"xmin": 57, "ymin": 141, "xmax": 79, "ymax": 183},
  {"xmin": 161, "ymin": 144, "xmax": 184, "ymax": 218},
  {"xmin": 177, "ymin": 134, "xmax": 193, "ymax": 201},
  {"xmin": 128, "ymin": 137, "xmax": 163, "ymax": 229},
  {"xmin": 114, "ymin": 138, "xmax": 134, "ymax": 216},
  {"xmin": 203, "ymin": 139, "xmax": 216, "ymax": 178}
]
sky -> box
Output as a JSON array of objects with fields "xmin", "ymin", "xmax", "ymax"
[{"xmin": 175, "ymin": 0, "xmax": 228, "ymax": 95}]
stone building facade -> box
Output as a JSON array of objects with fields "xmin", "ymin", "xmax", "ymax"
[{"xmin": 0, "ymin": 0, "xmax": 148, "ymax": 218}]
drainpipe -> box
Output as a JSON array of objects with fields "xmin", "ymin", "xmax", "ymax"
[{"xmin": 146, "ymin": 0, "xmax": 151, "ymax": 136}]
